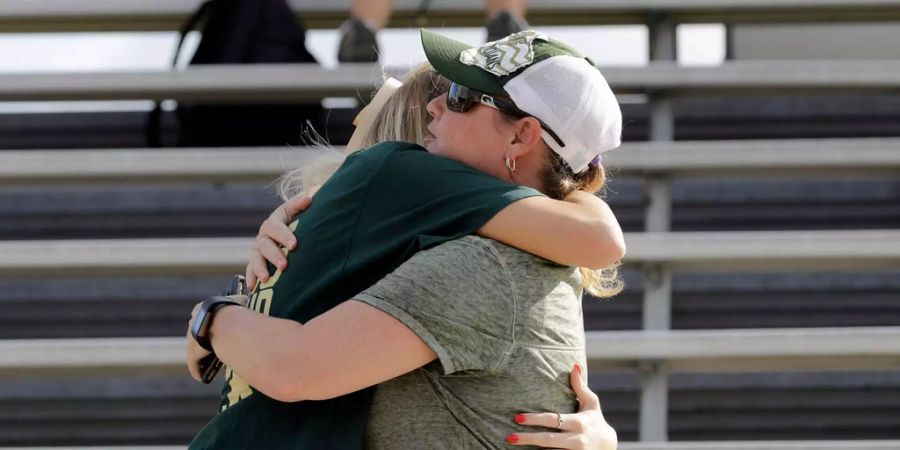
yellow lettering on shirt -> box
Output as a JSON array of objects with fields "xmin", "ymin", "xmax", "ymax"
[
  {"xmin": 221, "ymin": 219, "xmax": 299, "ymax": 411},
  {"xmin": 222, "ymin": 366, "xmax": 253, "ymax": 410},
  {"xmin": 251, "ymin": 285, "xmax": 274, "ymax": 316}
]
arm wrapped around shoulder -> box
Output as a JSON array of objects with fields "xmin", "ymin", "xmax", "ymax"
[{"xmin": 355, "ymin": 236, "xmax": 516, "ymax": 375}]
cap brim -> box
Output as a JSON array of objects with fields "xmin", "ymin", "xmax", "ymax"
[{"xmin": 420, "ymin": 29, "xmax": 506, "ymax": 95}]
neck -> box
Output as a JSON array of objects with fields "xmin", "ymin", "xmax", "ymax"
[{"xmin": 507, "ymin": 150, "xmax": 546, "ymax": 193}]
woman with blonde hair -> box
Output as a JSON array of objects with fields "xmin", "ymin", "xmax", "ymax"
[
  {"xmin": 187, "ymin": 29, "xmax": 623, "ymax": 450},
  {"xmin": 260, "ymin": 63, "xmax": 621, "ymax": 299}
]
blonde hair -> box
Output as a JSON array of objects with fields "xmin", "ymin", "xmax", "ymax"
[
  {"xmin": 541, "ymin": 152, "xmax": 623, "ymax": 298},
  {"xmin": 278, "ymin": 63, "xmax": 621, "ymax": 298},
  {"xmin": 359, "ymin": 64, "xmax": 449, "ymax": 149},
  {"xmin": 276, "ymin": 63, "xmax": 446, "ymax": 200}
]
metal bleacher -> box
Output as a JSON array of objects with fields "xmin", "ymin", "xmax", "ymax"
[
  {"xmin": 4, "ymin": 137, "xmax": 899, "ymax": 184},
  {"xmin": 2, "ymin": 61, "xmax": 900, "ymax": 102},
  {"xmin": 5, "ymin": 443, "xmax": 900, "ymax": 450},
  {"xmin": 3, "ymin": 0, "xmax": 900, "ymax": 32},
  {"xmin": 1, "ymin": 0, "xmax": 899, "ymax": 448}
]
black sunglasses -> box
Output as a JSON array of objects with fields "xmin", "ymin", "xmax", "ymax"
[{"xmin": 446, "ymin": 82, "xmax": 566, "ymax": 148}]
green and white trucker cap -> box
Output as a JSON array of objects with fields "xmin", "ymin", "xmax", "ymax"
[{"xmin": 421, "ymin": 28, "xmax": 622, "ymax": 173}]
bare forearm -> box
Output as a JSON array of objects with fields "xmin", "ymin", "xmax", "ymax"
[
  {"xmin": 205, "ymin": 300, "xmax": 435, "ymax": 403},
  {"xmin": 545, "ymin": 192, "xmax": 625, "ymax": 268},
  {"xmin": 563, "ymin": 191, "xmax": 625, "ymax": 250},
  {"xmin": 564, "ymin": 191, "xmax": 626, "ymax": 267},
  {"xmin": 561, "ymin": 190, "xmax": 617, "ymax": 226},
  {"xmin": 480, "ymin": 192, "xmax": 625, "ymax": 269},
  {"xmin": 208, "ymin": 306, "xmax": 304, "ymax": 400}
]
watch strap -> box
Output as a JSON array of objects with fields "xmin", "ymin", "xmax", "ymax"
[{"xmin": 192, "ymin": 295, "xmax": 242, "ymax": 352}]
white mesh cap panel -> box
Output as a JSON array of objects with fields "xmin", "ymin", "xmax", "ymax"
[{"xmin": 504, "ymin": 56, "xmax": 622, "ymax": 173}]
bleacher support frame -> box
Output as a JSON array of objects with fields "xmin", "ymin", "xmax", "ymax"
[
  {"xmin": 1, "ymin": 1, "xmax": 899, "ymax": 446},
  {"xmin": 2, "ymin": 0, "xmax": 900, "ymax": 32},
  {"xmin": 3, "ymin": 442, "xmax": 900, "ymax": 450}
]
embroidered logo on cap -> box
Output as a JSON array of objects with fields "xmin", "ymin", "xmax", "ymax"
[{"xmin": 459, "ymin": 30, "xmax": 549, "ymax": 76}]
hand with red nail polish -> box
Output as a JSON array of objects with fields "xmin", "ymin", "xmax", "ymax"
[{"xmin": 506, "ymin": 364, "xmax": 617, "ymax": 449}]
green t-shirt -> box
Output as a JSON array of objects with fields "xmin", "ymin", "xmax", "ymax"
[{"xmin": 189, "ymin": 141, "xmax": 542, "ymax": 450}]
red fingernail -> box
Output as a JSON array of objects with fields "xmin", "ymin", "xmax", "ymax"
[
  {"xmin": 574, "ymin": 363, "xmax": 582, "ymax": 376},
  {"xmin": 507, "ymin": 434, "xmax": 519, "ymax": 444},
  {"xmin": 514, "ymin": 414, "xmax": 526, "ymax": 424}
]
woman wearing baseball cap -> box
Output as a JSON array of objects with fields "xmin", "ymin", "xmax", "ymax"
[
  {"xmin": 188, "ymin": 30, "xmax": 624, "ymax": 449},
  {"xmin": 421, "ymin": 28, "xmax": 621, "ymax": 178}
]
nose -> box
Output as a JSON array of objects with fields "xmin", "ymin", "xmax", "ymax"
[{"xmin": 426, "ymin": 93, "xmax": 446, "ymax": 119}]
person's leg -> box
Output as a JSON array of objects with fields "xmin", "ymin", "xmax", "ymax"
[
  {"xmin": 351, "ymin": 0, "xmax": 394, "ymax": 30},
  {"xmin": 338, "ymin": 0, "xmax": 394, "ymax": 62},
  {"xmin": 485, "ymin": 0, "xmax": 529, "ymax": 42},
  {"xmin": 485, "ymin": 0, "xmax": 527, "ymax": 19}
]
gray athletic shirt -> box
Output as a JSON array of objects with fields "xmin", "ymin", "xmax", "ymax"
[{"xmin": 354, "ymin": 235, "xmax": 588, "ymax": 449}]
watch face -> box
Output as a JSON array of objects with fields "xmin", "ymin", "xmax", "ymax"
[
  {"xmin": 191, "ymin": 307, "xmax": 211, "ymax": 341},
  {"xmin": 191, "ymin": 296, "xmax": 240, "ymax": 352}
]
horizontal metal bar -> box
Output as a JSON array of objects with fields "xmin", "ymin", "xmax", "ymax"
[
  {"xmin": 3, "ymin": 138, "xmax": 898, "ymax": 185},
  {"xmin": 0, "ymin": 448, "xmax": 182, "ymax": 450},
  {"xmin": 0, "ymin": 237, "xmax": 251, "ymax": 277},
  {"xmin": 0, "ymin": 64, "xmax": 384, "ymax": 103},
  {"xmin": 3, "ymin": 327, "xmax": 899, "ymax": 376},
  {"xmin": 611, "ymin": 60, "xmax": 900, "ymax": 94},
  {"xmin": 1, "ymin": 443, "xmax": 898, "ymax": 450},
  {"xmin": 619, "ymin": 441, "xmax": 900, "ymax": 450},
  {"xmin": 0, "ymin": 147, "xmax": 325, "ymax": 185},
  {"xmin": 2, "ymin": 61, "xmax": 900, "ymax": 102},
  {"xmin": 1, "ymin": 230, "xmax": 898, "ymax": 277},
  {"xmin": 2, "ymin": 0, "xmax": 900, "ymax": 32},
  {"xmin": 586, "ymin": 327, "xmax": 900, "ymax": 372},
  {"xmin": 623, "ymin": 230, "xmax": 900, "ymax": 271},
  {"xmin": 606, "ymin": 138, "xmax": 900, "ymax": 176},
  {"xmin": 0, "ymin": 337, "xmax": 185, "ymax": 377},
  {"xmin": 1, "ymin": 442, "xmax": 898, "ymax": 450}
]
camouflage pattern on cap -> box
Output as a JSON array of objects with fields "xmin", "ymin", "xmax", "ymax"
[{"xmin": 420, "ymin": 29, "xmax": 586, "ymax": 95}]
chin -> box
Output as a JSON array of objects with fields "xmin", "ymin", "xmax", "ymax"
[{"xmin": 424, "ymin": 144, "xmax": 447, "ymax": 157}]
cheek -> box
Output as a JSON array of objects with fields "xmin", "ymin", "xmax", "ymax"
[
  {"xmin": 430, "ymin": 111, "xmax": 502, "ymax": 167},
  {"xmin": 430, "ymin": 118, "xmax": 464, "ymax": 154}
]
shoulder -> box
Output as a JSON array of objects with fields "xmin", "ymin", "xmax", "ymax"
[
  {"xmin": 427, "ymin": 236, "xmax": 569, "ymax": 272},
  {"xmin": 346, "ymin": 141, "xmax": 468, "ymax": 179},
  {"xmin": 340, "ymin": 140, "xmax": 423, "ymax": 166},
  {"xmin": 326, "ymin": 141, "xmax": 431, "ymax": 189},
  {"xmin": 352, "ymin": 140, "xmax": 427, "ymax": 159},
  {"xmin": 385, "ymin": 236, "xmax": 513, "ymax": 291},
  {"xmin": 358, "ymin": 140, "xmax": 422, "ymax": 153},
  {"xmin": 418, "ymin": 236, "xmax": 505, "ymax": 268},
  {"xmin": 357, "ymin": 236, "xmax": 519, "ymax": 322},
  {"xmin": 371, "ymin": 141, "xmax": 476, "ymax": 172},
  {"xmin": 425, "ymin": 237, "xmax": 517, "ymax": 289},
  {"xmin": 356, "ymin": 236, "xmax": 521, "ymax": 375},
  {"xmin": 446, "ymin": 237, "xmax": 547, "ymax": 268},
  {"xmin": 470, "ymin": 239, "xmax": 580, "ymax": 291}
]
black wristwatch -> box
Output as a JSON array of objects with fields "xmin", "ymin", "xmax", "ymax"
[{"xmin": 191, "ymin": 295, "xmax": 243, "ymax": 353}]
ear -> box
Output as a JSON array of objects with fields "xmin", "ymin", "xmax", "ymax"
[{"xmin": 508, "ymin": 117, "xmax": 545, "ymax": 159}]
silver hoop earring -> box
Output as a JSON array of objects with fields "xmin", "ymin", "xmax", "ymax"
[{"xmin": 505, "ymin": 156, "xmax": 517, "ymax": 172}]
